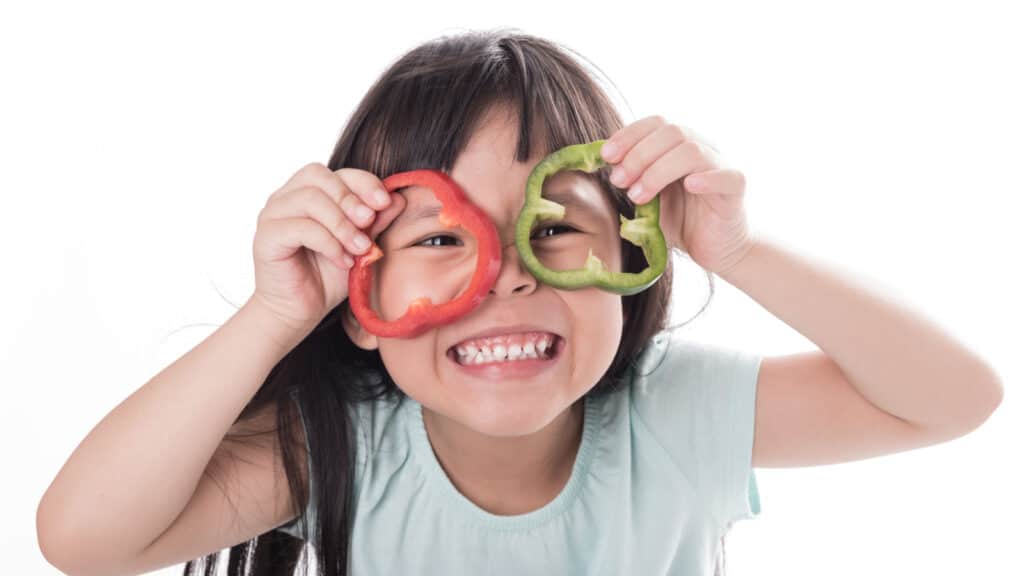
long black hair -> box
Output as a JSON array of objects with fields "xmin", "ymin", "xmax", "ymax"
[{"xmin": 184, "ymin": 27, "xmax": 721, "ymax": 576}]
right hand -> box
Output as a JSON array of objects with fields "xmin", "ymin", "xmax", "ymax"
[{"xmin": 248, "ymin": 162, "xmax": 407, "ymax": 337}]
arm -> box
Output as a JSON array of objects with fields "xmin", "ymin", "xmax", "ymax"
[
  {"xmin": 720, "ymin": 235, "xmax": 1003, "ymax": 451},
  {"xmin": 37, "ymin": 298, "xmax": 308, "ymax": 575},
  {"xmin": 593, "ymin": 115, "xmax": 1002, "ymax": 467}
]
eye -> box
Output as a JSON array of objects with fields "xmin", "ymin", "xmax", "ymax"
[
  {"xmin": 416, "ymin": 234, "xmax": 462, "ymax": 247},
  {"xmin": 531, "ymin": 224, "xmax": 577, "ymax": 239}
]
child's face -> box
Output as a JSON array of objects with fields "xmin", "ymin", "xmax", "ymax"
[{"xmin": 355, "ymin": 107, "xmax": 624, "ymax": 438}]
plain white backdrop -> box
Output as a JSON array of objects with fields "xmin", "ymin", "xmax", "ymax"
[{"xmin": 4, "ymin": 1, "xmax": 1021, "ymax": 574}]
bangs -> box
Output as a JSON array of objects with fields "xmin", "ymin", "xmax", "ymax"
[{"xmin": 328, "ymin": 30, "xmax": 626, "ymax": 188}]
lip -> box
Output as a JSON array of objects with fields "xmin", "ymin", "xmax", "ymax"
[
  {"xmin": 447, "ymin": 324, "xmax": 564, "ymax": 352},
  {"xmin": 446, "ymin": 335, "xmax": 565, "ymax": 380}
]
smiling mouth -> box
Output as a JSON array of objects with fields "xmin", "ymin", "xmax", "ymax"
[{"xmin": 447, "ymin": 333, "xmax": 563, "ymax": 366}]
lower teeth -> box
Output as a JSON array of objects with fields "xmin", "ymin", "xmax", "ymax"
[{"xmin": 455, "ymin": 341, "xmax": 556, "ymax": 365}]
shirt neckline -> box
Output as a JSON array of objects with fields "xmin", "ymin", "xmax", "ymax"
[{"xmin": 402, "ymin": 392, "xmax": 600, "ymax": 532}]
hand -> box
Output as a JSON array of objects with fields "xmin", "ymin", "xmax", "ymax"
[
  {"xmin": 600, "ymin": 115, "xmax": 755, "ymax": 277},
  {"xmin": 249, "ymin": 162, "xmax": 406, "ymax": 338}
]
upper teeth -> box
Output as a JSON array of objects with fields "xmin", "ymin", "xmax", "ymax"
[{"xmin": 454, "ymin": 332, "xmax": 556, "ymax": 365}]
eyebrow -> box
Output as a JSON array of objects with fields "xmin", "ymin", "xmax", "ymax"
[
  {"xmin": 387, "ymin": 203, "xmax": 444, "ymax": 231},
  {"xmin": 543, "ymin": 187, "xmax": 608, "ymax": 220},
  {"xmin": 386, "ymin": 184, "xmax": 607, "ymax": 232}
]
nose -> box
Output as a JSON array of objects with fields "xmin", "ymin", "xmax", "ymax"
[{"xmin": 488, "ymin": 240, "xmax": 538, "ymax": 297}]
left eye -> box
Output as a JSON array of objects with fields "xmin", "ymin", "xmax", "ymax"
[
  {"xmin": 416, "ymin": 235, "xmax": 462, "ymax": 247},
  {"xmin": 531, "ymin": 224, "xmax": 577, "ymax": 239}
]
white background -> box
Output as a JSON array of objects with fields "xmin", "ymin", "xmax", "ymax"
[{"xmin": 4, "ymin": 1, "xmax": 1021, "ymax": 574}]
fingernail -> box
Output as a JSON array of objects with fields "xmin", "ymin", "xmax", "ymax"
[
  {"xmin": 627, "ymin": 182, "xmax": 644, "ymax": 203},
  {"xmin": 354, "ymin": 234, "xmax": 370, "ymax": 251},
  {"xmin": 355, "ymin": 205, "xmax": 373, "ymax": 221},
  {"xmin": 610, "ymin": 166, "xmax": 626, "ymax": 187},
  {"xmin": 344, "ymin": 254, "xmax": 355, "ymax": 268},
  {"xmin": 601, "ymin": 141, "xmax": 619, "ymax": 160},
  {"xmin": 374, "ymin": 189, "xmax": 390, "ymax": 207}
]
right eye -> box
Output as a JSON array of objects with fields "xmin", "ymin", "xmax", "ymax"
[{"xmin": 416, "ymin": 234, "xmax": 462, "ymax": 247}]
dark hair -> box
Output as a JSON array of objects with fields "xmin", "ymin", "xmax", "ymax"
[{"xmin": 184, "ymin": 27, "xmax": 720, "ymax": 576}]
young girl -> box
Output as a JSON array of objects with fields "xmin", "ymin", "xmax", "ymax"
[{"xmin": 38, "ymin": 29, "xmax": 1003, "ymax": 576}]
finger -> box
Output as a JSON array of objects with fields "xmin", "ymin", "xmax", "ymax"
[
  {"xmin": 335, "ymin": 167, "xmax": 393, "ymax": 211},
  {"xmin": 272, "ymin": 163, "xmax": 391, "ymax": 218},
  {"xmin": 600, "ymin": 115, "xmax": 666, "ymax": 165},
  {"xmin": 269, "ymin": 164, "xmax": 393, "ymax": 232},
  {"xmin": 339, "ymin": 191, "xmax": 377, "ymax": 229},
  {"xmin": 601, "ymin": 117, "xmax": 720, "ymax": 169},
  {"xmin": 261, "ymin": 186, "xmax": 373, "ymax": 256},
  {"xmin": 271, "ymin": 162, "xmax": 346, "ymax": 204},
  {"xmin": 683, "ymin": 168, "xmax": 747, "ymax": 196},
  {"xmin": 262, "ymin": 185, "xmax": 348, "ymax": 226},
  {"xmin": 630, "ymin": 139, "xmax": 715, "ymax": 204},
  {"xmin": 261, "ymin": 217, "xmax": 353, "ymax": 270},
  {"xmin": 367, "ymin": 191, "xmax": 407, "ymax": 239},
  {"xmin": 613, "ymin": 124, "xmax": 693, "ymax": 198}
]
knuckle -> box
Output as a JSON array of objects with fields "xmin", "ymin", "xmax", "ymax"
[
  {"xmin": 640, "ymin": 171, "xmax": 660, "ymax": 194},
  {"xmin": 334, "ymin": 167, "xmax": 366, "ymax": 181},
  {"xmin": 615, "ymin": 161, "xmax": 633, "ymax": 183},
  {"xmin": 623, "ymin": 153, "xmax": 641, "ymax": 173},
  {"xmin": 665, "ymin": 123, "xmax": 686, "ymax": 141},
  {"xmin": 734, "ymin": 170, "xmax": 747, "ymax": 189},
  {"xmin": 339, "ymin": 192, "xmax": 356, "ymax": 212},
  {"xmin": 296, "ymin": 185, "xmax": 320, "ymax": 205},
  {"xmin": 301, "ymin": 161, "xmax": 328, "ymax": 176},
  {"xmin": 335, "ymin": 168, "xmax": 372, "ymax": 195},
  {"xmin": 256, "ymin": 204, "xmax": 276, "ymax": 225},
  {"xmin": 640, "ymin": 172, "xmax": 655, "ymax": 190},
  {"xmin": 333, "ymin": 212, "xmax": 354, "ymax": 237},
  {"xmin": 266, "ymin": 185, "xmax": 289, "ymax": 205}
]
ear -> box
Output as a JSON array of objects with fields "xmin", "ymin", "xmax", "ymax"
[{"xmin": 341, "ymin": 304, "xmax": 379, "ymax": 351}]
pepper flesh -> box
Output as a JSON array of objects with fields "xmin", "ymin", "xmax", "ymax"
[
  {"xmin": 515, "ymin": 139, "xmax": 668, "ymax": 296},
  {"xmin": 347, "ymin": 169, "xmax": 501, "ymax": 338}
]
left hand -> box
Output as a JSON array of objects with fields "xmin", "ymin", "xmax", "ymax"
[{"xmin": 600, "ymin": 115, "xmax": 755, "ymax": 277}]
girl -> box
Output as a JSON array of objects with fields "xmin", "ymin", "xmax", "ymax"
[{"xmin": 38, "ymin": 28, "xmax": 1003, "ymax": 576}]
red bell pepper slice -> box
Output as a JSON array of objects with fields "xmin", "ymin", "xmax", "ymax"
[{"xmin": 347, "ymin": 169, "xmax": 501, "ymax": 338}]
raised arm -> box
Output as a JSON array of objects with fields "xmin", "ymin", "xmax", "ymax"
[{"xmin": 37, "ymin": 297, "xmax": 309, "ymax": 576}]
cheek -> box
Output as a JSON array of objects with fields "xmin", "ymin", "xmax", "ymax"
[
  {"xmin": 374, "ymin": 257, "xmax": 441, "ymax": 321},
  {"xmin": 567, "ymin": 290, "xmax": 623, "ymax": 367},
  {"xmin": 375, "ymin": 261, "xmax": 414, "ymax": 321},
  {"xmin": 378, "ymin": 338, "xmax": 438, "ymax": 395},
  {"xmin": 375, "ymin": 254, "xmax": 476, "ymax": 321},
  {"xmin": 600, "ymin": 223, "xmax": 624, "ymax": 273}
]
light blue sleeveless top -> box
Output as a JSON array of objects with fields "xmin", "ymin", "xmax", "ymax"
[{"xmin": 276, "ymin": 331, "xmax": 763, "ymax": 574}]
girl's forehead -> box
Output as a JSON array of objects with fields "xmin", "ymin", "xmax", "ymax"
[
  {"xmin": 404, "ymin": 168, "xmax": 602, "ymax": 204},
  {"xmin": 394, "ymin": 105, "xmax": 616, "ymax": 226}
]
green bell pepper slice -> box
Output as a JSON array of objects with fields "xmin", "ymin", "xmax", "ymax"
[{"xmin": 515, "ymin": 139, "xmax": 668, "ymax": 296}]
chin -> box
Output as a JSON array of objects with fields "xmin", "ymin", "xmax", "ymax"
[{"xmin": 442, "ymin": 396, "xmax": 568, "ymax": 438}]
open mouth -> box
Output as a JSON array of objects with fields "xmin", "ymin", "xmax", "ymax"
[{"xmin": 446, "ymin": 332, "xmax": 563, "ymax": 366}]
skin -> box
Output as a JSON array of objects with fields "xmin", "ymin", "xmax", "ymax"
[{"xmin": 343, "ymin": 105, "xmax": 626, "ymax": 515}]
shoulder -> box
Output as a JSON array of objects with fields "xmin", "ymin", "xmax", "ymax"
[
  {"xmin": 628, "ymin": 330, "xmax": 764, "ymax": 528},
  {"xmin": 628, "ymin": 330, "xmax": 764, "ymax": 419},
  {"xmin": 348, "ymin": 389, "xmax": 410, "ymax": 454},
  {"xmin": 631, "ymin": 331, "xmax": 762, "ymax": 392}
]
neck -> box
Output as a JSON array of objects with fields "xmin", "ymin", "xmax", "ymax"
[{"xmin": 421, "ymin": 399, "xmax": 585, "ymax": 516}]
